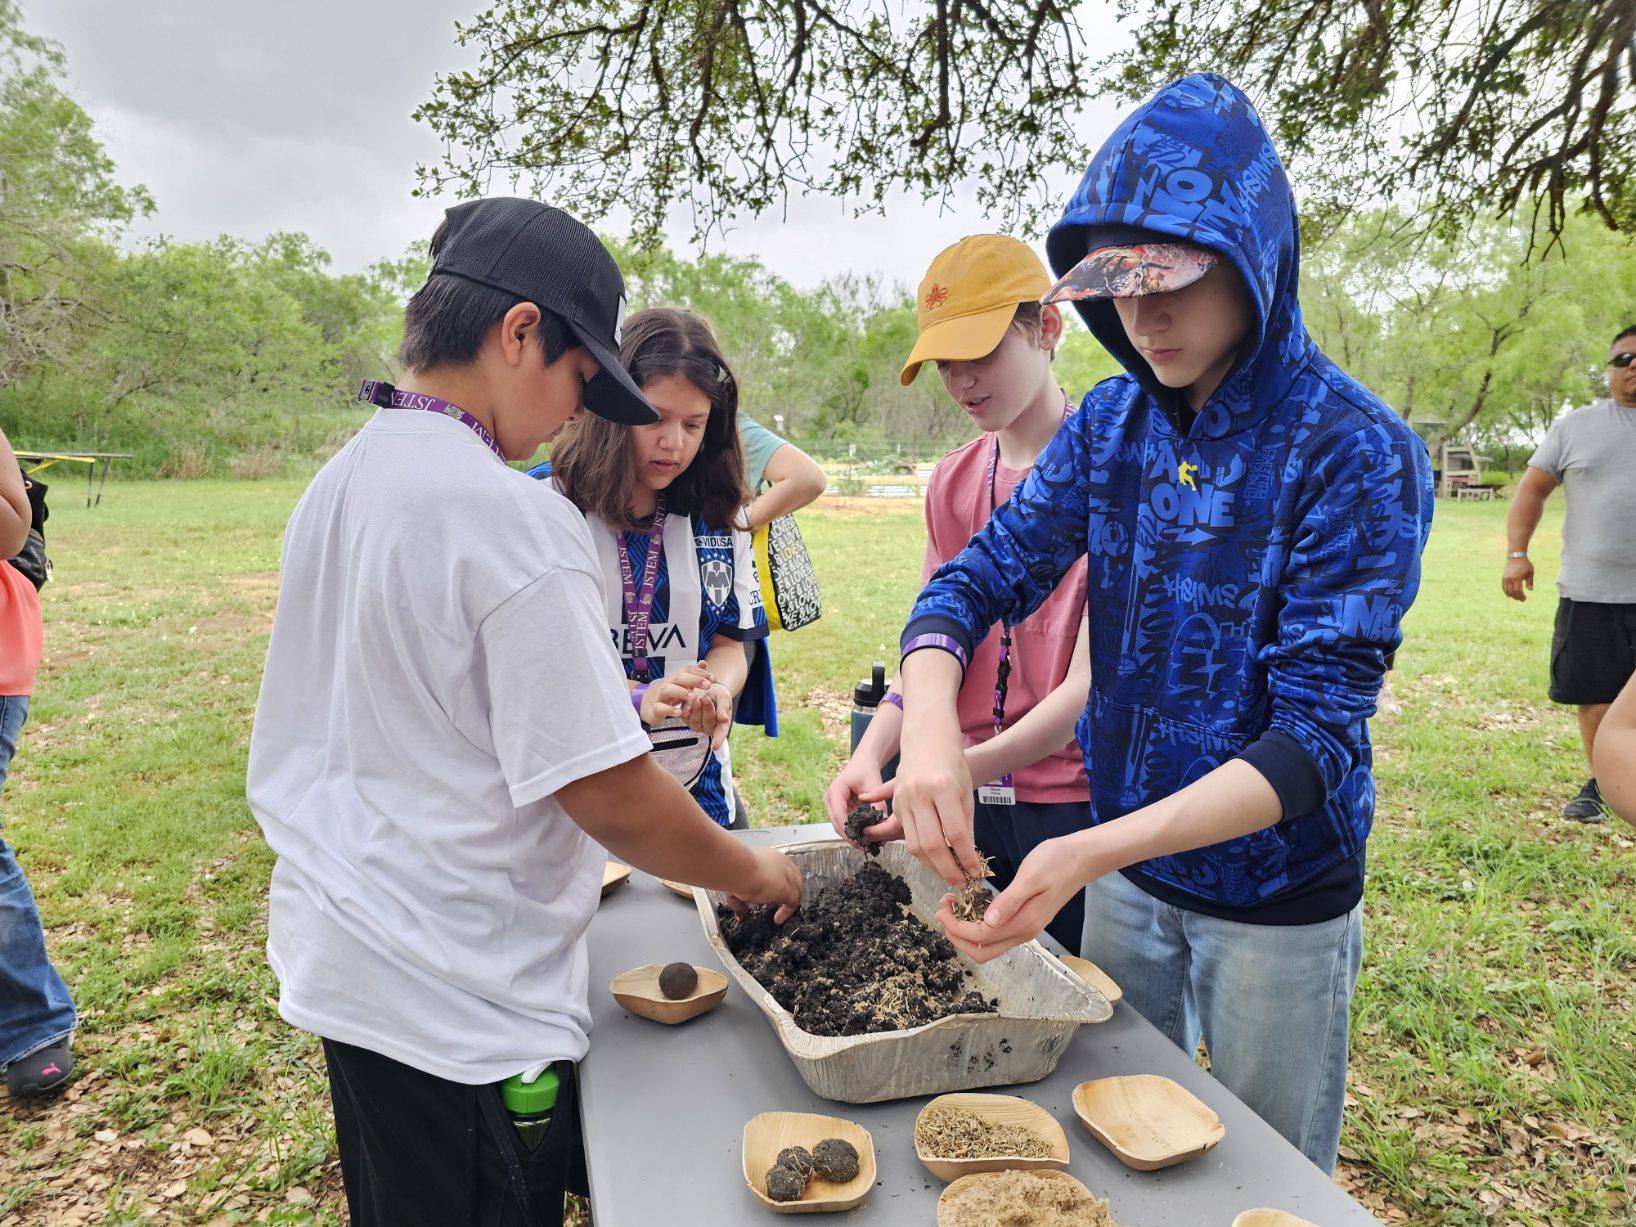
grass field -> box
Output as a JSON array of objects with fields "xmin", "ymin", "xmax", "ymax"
[{"xmin": 0, "ymin": 481, "xmax": 1631, "ymax": 1225}]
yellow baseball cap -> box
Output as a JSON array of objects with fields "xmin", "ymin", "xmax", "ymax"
[{"xmin": 899, "ymin": 235, "xmax": 1053, "ymax": 385}]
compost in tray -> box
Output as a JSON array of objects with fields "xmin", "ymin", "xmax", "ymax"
[{"xmin": 716, "ymin": 861, "xmax": 998, "ymax": 1036}]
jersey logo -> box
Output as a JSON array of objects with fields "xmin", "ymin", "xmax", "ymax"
[
  {"xmin": 701, "ymin": 558, "xmax": 732, "ymax": 610},
  {"xmin": 1177, "ymin": 460, "xmax": 1200, "ymax": 491}
]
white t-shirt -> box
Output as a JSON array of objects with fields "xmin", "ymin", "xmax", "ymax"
[{"xmin": 247, "ymin": 408, "xmax": 651, "ymax": 1085}]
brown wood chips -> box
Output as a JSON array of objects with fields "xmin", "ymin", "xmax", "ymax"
[{"xmin": 939, "ymin": 1171, "xmax": 1117, "ymax": 1226}]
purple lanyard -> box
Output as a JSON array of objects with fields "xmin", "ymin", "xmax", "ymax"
[
  {"xmin": 617, "ymin": 496, "xmax": 669, "ymax": 681},
  {"xmin": 983, "ymin": 395, "xmax": 1075, "ymax": 734},
  {"xmin": 358, "ymin": 380, "xmax": 504, "ymax": 461}
]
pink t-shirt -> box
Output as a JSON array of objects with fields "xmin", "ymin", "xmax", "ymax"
[
  {"xmin": 0, "ymin": 561, "xmax": 42, "ymax": 696},
  {"xmin": 923, "ymin": 434, "xmax": 1089, "ymax": 804}
]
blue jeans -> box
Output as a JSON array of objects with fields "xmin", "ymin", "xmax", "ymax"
[
  {"xmin": 1080, "ymin": 870, "xmax": 1361, "ymax": 1172},
  {"xmin": 0, "ymin": 694, "xmax": 76, "ymax": 1068}
]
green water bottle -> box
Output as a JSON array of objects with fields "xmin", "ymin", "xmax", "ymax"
[{"xmin": 500, "ymin": 1068, "xmax": 559, "ymax": 1151}]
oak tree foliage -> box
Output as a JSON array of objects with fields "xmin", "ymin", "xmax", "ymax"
[{"xmin": 414, "ymin": 0, "xmax": 1636, "ymax": 247}]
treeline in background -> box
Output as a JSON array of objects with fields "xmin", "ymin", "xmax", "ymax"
[{"xmin": 3, "ymin": 3, "xmax": 1633, "ymax": 479}]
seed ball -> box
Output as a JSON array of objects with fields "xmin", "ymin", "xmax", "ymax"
[
  {"xmin": 657, "ymin": 962, "xmax": 698, "ymax": 1000},
  {"xmin": 775, "ymin": 1145, "xmax": 815, "ymax": 1179},
  {"xmin": 765, "ymin": 1163, "xmax": 807, "ymax": 1202},
  {"xmin": 811, "ymin": 1137, "xmax": 859, "ymax": 1182}
]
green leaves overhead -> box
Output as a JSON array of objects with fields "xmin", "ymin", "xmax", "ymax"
[
  {"xmin": 1116, "ymin": 0, "xmax": 1636, "ymax": 244},
  {"xmin": 417, "ymin": 0, "xmax": 1636, "ymax": 247},
  {"xmin": 414, "ymin": 0, "xmax": 1092, "ymax": 244}
]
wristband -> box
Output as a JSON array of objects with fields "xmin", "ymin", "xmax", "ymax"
[
  {"xmin": 881, "ymin": 691, "xmax": 904, "ymax": 711},
  {"xmin": 901, "ymin": 632, "xmax": 969, "ymax": 673},
  {"xmin": 1507, "ymin": 551, "xmax": 1528, "ymax": 559},
  {"xmin": 630, "ymin": 683, "xmax": 650, "ymax": 723}
]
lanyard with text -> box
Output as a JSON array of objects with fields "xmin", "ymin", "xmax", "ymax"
[
  {"xmin": 358, "ymin": 380, "xmax": 505, "ymax": 461},
  {"xmin": 618, "ymin": 496, "xmax": 669, "ymax": 681},
  {"xmin": 976, "ymin": 394, "xmax": 1075, "ymax": 807}
]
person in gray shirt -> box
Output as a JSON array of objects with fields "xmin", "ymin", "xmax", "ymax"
[{"xmin": 1503, "ymin": 323, "xmax": 1636, "ymax": 821}]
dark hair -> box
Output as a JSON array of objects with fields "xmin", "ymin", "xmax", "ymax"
[
  {"xmin": 1614, "ymin": 324, "xmax": 1636, "ymax": 347},
  {"xmin": 553, "ymin": 307, "xmax": 747, "ymax": 532},
  {"xmin": 397, "ymin": 216, "xmax": 577, "ymax": 371}
]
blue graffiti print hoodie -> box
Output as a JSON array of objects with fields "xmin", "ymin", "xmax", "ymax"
[{"xmin": 902, "ymin": 75, "xmax": 1433, "ymax": 919}]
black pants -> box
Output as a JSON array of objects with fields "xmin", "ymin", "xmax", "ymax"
[
  {"xmin": 323, "ymin": 1038, "xmax": 586, "ymax": 1227},
  {"xmin": 1549, "ymin": 598, "xmax": 1636, "ymax": 705}
]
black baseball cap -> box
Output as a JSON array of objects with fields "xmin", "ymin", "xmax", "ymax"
[{"xmin": 430, "ymin": 198, "xmax": 658, "ymax": 425}]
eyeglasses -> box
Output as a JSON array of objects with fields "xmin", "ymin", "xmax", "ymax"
[{"xmin": 1610, "ymin": 353, "xmax": 1636, "ymax": 368}]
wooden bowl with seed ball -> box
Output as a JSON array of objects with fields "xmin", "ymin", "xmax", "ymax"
[
  {"xmin": 609, "ymin": 964, "xmax": 728, "ymax": 1024},
  {"xmin": 1058, "ymin": 955, "xmax": 1122, "ymax": 1006},
  {"xmin": 741, "ymin": 1112, "xmax": 875, "ymax": 1213},
  {"xmin": 914, "ymin": 1092, "xmax": 1070, "ymax": 1182},
  {"xmin": 1072, "ymin": 1074, "xmax": 1224, "ymax": 1170},
  {"xmin": 600, "ymin": 861, "xmax": 632, "ymax": 897},
  {"xmin": 657, "ymin": 877, "xmax": 696, "ymax": 899},
  {"xmin": 1232, "ymin": 1211, "xmax": 1320, "ymax": 1227}
]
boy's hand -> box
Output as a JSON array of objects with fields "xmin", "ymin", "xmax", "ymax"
[
  {"xmin": 639, "ymin": 664, "xmax": 714, "ymax": 725},
  {"xmin": 934, "ymin": 835, "xmax": 1094, "ymax": 963},
  {"xmin": 895, "ymin": 722, "xmax": 979, "ymax": 887},
  {"xmin": 723, "ymin": 848, "xmax": 804, "ymax": 924},
  {"xmin": 824, "ymin": 758, "xmax": 885, "ymax": 838}
]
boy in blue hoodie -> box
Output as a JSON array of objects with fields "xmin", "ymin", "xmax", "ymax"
[{"xmin": 891, "ymin": 75, "xmax": 1433, "ymax": 1172}]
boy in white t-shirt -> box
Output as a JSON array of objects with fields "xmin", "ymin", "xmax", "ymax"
[{"xmin": 247, "ymin": 198, "xmax": 802, "ymax": 1227}]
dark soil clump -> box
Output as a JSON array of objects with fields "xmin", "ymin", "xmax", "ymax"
[
  {"xmin": 843, "ymin": 803, "xmax": 884, "ymax": 855},
  {"xmin": 812, "ymin": 1137, "xmax": 860, "ymax": 1182},
  {"xmin": 764, "ymin": 1164, "xmax": 806, "ymax": 1202},
  {"xmin": 776, "ymin": 1146, "xmax": 815, "ymax": 1179},
  {"xmin": 657, "ymin": 961, "xmax": 697, "ymax": 999},
  {"xmin": 717, "ymin": 861, "xmax": 997, "ymax": 1036}
]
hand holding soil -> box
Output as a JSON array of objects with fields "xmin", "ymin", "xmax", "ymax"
[
  {"xmin": 694, "ymin": 680, "xmax": 732, "ymax": 749},
  {"xmin": 638, "ymin": 662, "xmax": 715, "ymax": 724},
  {"xmin": 843, "ymin": 803, "xmax": 889, "ymax": 855},
  {"xmin": 824, "ymin": 755, "xmax": 887, "ymax": 834},
  {"xmin": 722, "ymin": 846, "xmax": 803, "ymax": 924},
  {"xmin": 938, "ymin": 836, "xmax": 1090, "ymax": 964},
  {"xmin": 894, "ymin": 727, "xmax": 982, "ymax": 887},
  {"xmin": 718, "ymin": 861, "xmax": 996, "ymax": 1036}
]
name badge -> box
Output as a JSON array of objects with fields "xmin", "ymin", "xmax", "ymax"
[{"xmin": 977, "ymin": 774, "xmax": 1015, "ymax": 806}]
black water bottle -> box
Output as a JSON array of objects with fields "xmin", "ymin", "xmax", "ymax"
[{"xmin": 850, "ymin": 662, "xmax": 900, "ymax": 785}]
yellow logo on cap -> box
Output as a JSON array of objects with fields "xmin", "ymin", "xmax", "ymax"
[
  {"xmin": 1178, "ymin": 461, "xmax": 1199, "ymax": 491},
  {"xmin": 924, "ymin": 284, "xmax": 950, "ymax": 311}
]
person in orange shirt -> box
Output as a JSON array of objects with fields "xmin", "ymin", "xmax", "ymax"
[{"xmin": 0, "ymin": 427, "xmax": 76, "ymax": 1101}]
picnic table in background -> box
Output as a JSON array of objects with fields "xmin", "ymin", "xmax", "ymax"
[{"xmin": 15, "ymin": 450, "xmax": 134, "ymax": 507}]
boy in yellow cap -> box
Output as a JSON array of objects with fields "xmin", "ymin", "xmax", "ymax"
[{"xmin": 823, "ymin": 234, "xmax": 1092, "ymax": 949}]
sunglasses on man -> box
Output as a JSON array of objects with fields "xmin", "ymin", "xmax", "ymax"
[{"xmin": 1610, "ymin": 353, "xmax": 1636, "ymax": 368}]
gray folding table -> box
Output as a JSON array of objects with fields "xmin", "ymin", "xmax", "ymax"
[{"xmin": 581, "ymin": 825, "xmax": 1382, "ymax": 1225}]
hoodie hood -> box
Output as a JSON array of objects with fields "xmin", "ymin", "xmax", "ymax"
[{"xmin": 1047, "ymin": 74, "xmax": 1309, "ymax": 438}]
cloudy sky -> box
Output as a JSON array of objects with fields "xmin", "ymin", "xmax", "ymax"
[{"xmin": 30, "ymin": 0, "xmax": 1128, "ymax": 291}]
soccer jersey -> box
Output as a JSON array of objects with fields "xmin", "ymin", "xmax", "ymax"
[{"xmin": 582, "ymin": 509, "xmax": 769, "ymax": 824}]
